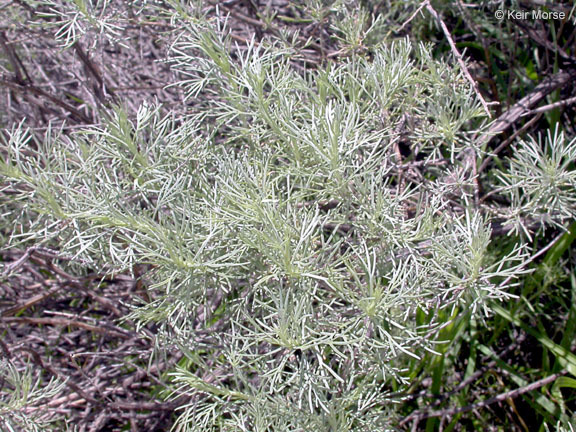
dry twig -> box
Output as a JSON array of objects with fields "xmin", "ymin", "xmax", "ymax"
[
  {"xmin": 423, "ymin": 1, "xmax": 493, "ymax": 117},
  {"xmin": 400, "ymin": 371, "xmax": 566, "ymax": 426}
]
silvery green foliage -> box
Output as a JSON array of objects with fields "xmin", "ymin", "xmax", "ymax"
[
  {"xmin": 495, "ymin": 128, "xmax": 576, "ymax": 238},
  {"xmin": 1, "ymin": 6, "xmax": 574, "ymax": 432},
  {"xmin": 34, "ymin": 0, "xmax": 135, "ymax": 48},
  {"xmin": 0, "ymin": 358, "xmax": 65, "ymax": 432}
]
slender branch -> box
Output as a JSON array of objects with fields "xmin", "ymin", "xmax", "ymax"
[
  {"xmin": 0, "ymin": 30, "xmax": 32, "ymax": 84},
  {"xmin": 479, "ymin": 112, "xmax": 543, "ymax": 173},
  {"xmin": 512, "ymin": 19, "xmax": 576, "ymax": 63},
  {"xmin": 424, "ymin": 1, "xmax": 492, "ymax": 118},
  {"xmin": 2, "ymin": 246, "xmax": 93, "ymax": 276},
  {"xmin": 397, "ymin": 1, "xmax": 428, "ymax": 33},
  {"xmin": 400, "ymin": 371, "xmax": 566, "ymax": 426},
  {"xmin": 0, "ymin": 79, "xmax": 92, "ymax": 123},
  {"xmin": 73, "ymin": 41, "xmax": 117, "ymax": 102},
  {"xmin": 1, "ymin": 285, "xmax": 64, "ymax": 317},
  {"xmin": 523, "ymin": 95, "xmax": 576, "ymax": 116},
  {"xmin": 108, "ymin": 400, "xmax": 180, "ymax": 411},
  {"xmin": 478, "ymin": 68, "xmax": 576, "ymax": 147},
  {"xmin": 13, "ymin": 346, "xmax": 100, "ymax": 404},
  {"xmin": 423, "ymin": 0, "xmax": 491, "ymax": 205},
  {"xmin": 1, "ymin": 316, "xmax": 133, "ymax": 339}
]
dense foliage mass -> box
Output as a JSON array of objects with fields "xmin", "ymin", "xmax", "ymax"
[{"xmin": 1, "ymin": 1, "xmax": 575, "ymax": 431}]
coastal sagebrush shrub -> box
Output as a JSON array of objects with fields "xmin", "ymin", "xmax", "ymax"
[{"xmin": 2, "ymin": 2, "xmax": 575, "ymax": 430}]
